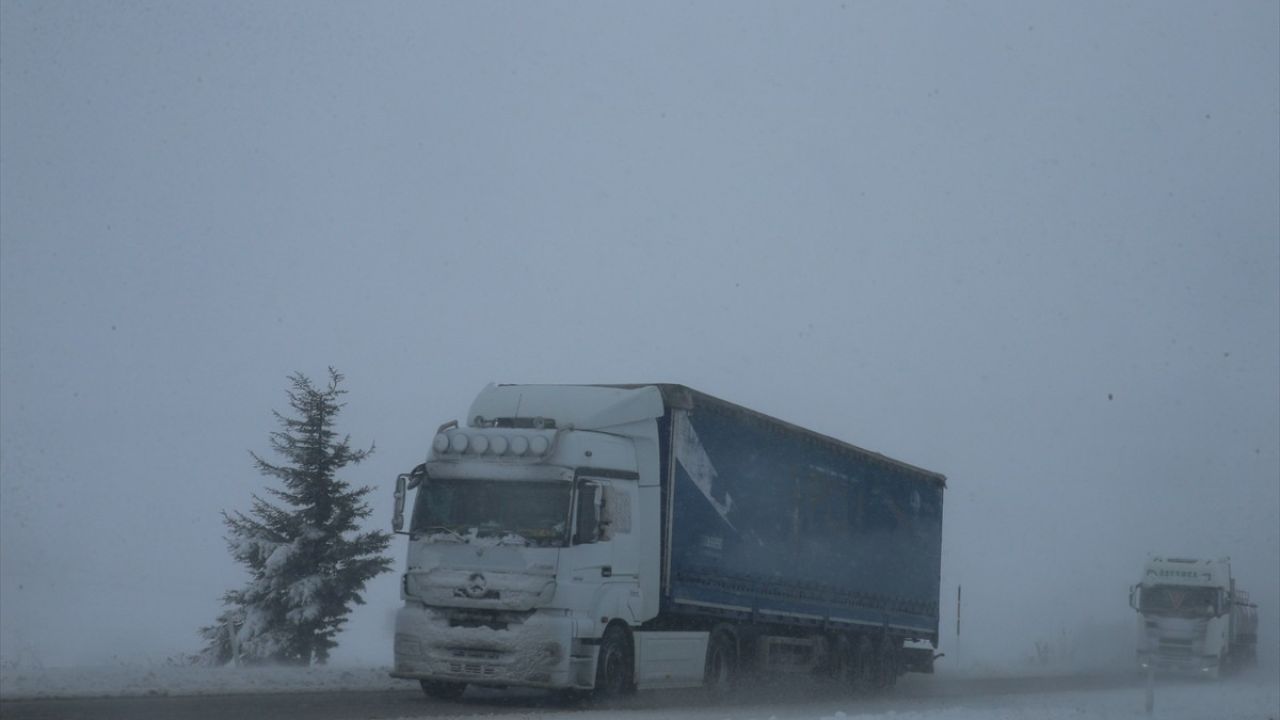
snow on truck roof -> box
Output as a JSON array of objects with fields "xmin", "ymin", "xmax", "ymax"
[
  {"xmin": 1142, "ymin": 556, "xmax": 1233, "ymax": 587},
  {"xmin": 474, "ymin": 383, "xmax": 946, "ymax": 487}
]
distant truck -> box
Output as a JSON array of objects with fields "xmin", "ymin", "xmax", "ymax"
[
  {"xmin": 390, "ymin": 383, "xmax": 945, "ymax": 699},
  {"xmin": 1130, "ymin": 556, "xmax": 1258, "ymax": 677}
]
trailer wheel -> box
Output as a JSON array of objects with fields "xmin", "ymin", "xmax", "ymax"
[
  {"xmin": 704, "ymin": 629, "xmax": 738, "ymax": 697},
  {"xmin": 873, "ymin": 638, "xmax": 899, "ymax": 691},
  {"xmin": 850, "ymin": 637, "xmax": 876, "ymax": 694},
  {"xmin": 419, "ymin": 679, "xmax": 467, "ymax": 700},
  {"xmin": 1232, "ymin": 642, "xmax": 1258, "ymax": 671},
  {"xmin": 825, "ymin": 635, "xmax": 856, "ymax": 687},
  {"xmin": 593, "ymin": 624, "xmax": 634, "ymax": 701}
]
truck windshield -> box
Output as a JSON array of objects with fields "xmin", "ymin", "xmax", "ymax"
[
  {"xmin": 410, "ymin": 478, "xmax": 572, "ymax": 547},
  {"xmin": 1140, "ymin": 585, "xmax": 1218, "ymax": 616}
]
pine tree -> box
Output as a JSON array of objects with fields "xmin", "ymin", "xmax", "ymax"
[{"xmin": 200, "ymin": 369, "xmax": 392, "ymax": 666}]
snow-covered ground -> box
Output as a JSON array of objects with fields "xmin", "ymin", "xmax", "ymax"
[
  {"xmin": 0, "ymin": 662, "xmax": 410, "ymax": 698},
  {"xmin": 533, "ymin": 678, "xmax": 1280, "ymax": 720},
  {"xmin": 557, "ymin": 678, "xmax": 1277, "ymax": 720},
  {"xmin": 1, "ymin": 662, "xmax": 1276, "ymax": 719}
]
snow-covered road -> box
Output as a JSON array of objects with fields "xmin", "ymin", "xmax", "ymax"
[{"xmin": 1, "ymin": 665, "xmax": 1276, "ymax": 720}]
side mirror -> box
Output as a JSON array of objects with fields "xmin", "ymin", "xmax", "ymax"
[
  {"xmin": 393, "ymin": 464, "xmax": 427, "ymax": 534},
  {"xmin": 1129, "ymin": 585, "xmax": 1139, "ymax": 611},
  {"xmin": 393, "ymin": 474, "xmax": 408, "ymax": 532}
]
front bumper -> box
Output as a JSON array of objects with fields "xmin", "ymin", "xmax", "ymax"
[{"xmin": 392, "ymin": 604, "xmax": 596, "ymax": 690}]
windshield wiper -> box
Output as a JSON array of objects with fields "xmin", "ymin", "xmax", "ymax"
[
  {"xmin": 496, "ymin": 533, "xmax": 531, "ymax": 547},
  {"xmin": 423, "ymin": 526, "xmax": 469, "ymax": 543},
  {"xmin": 471, "ymin": 525, "xmax": 530, "ymax": 547}
]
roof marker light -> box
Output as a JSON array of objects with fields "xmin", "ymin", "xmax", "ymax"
[
  {"xmin": 470, "ymin": 435, "xmax": 489, "ymax": 454},
  {"xmin": 530, "ymin": 436, "xmax": 550, "ymax": 455},
  {"xmin": 490, "ymin": 436, "xmax": 508, "ymax": 455},
  {"xmin": 433, "ymin": 434, "xmax": 450, "ymax": 453},
  {"xmin": 510, "ymin": 436, "xmax": 529, "ymax": 456},
  {"xmin": 449, "ymin": 434, "xmax": 470, "ymax": 453}
]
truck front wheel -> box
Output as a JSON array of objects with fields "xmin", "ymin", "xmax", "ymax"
[
  {"xmin": 593, "ymin": 624, "xmax": 635, "ymax": 701},
  {"xmin": 419, "ymin": 679, "xmax": 467, "ymax": 701}
]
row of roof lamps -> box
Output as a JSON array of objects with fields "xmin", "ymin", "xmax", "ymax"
[{"xmin": 432, "ymin": 432, "xmax": 553, "ymax": 457}]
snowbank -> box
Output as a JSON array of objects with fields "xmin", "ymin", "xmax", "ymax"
[{"xmin": 0, "ymin": 662, "xmax": 413, "ymax": 699}]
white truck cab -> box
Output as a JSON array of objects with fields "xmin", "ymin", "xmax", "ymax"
[
  {"xmin": 390, "ymin": 384, "xmax": 671, "ymax": 698},
  {"xmin": 1130, "ymin": 556, "xmax": 1256, "ymax": 678}
]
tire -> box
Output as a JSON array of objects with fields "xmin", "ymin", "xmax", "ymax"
[
  {"xmin": 826, "ymin": 635, "xmax": 857, "ymax": 688},
  {"xmin": 1238, "ymin": 642, "xmax": 1258, "ymax": 670},
  {"xmin": 704, "ymin": 629, "xmax": 737, "ymax": 697},
  {"xmin": 851, "ymin": 637, "xmax": 876, "ymax": 695},
  {"xmin": 419, "ymin": 679, "xmax": 467, "ymax": 700},
  {"xmin": 874, "ymin": 637, "xmax": 899, "ymax": 691},
  {"xmin": 593, "ymin": 624, "xmax": 634, "ymax": 701}
]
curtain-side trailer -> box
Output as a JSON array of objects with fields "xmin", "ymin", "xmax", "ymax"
[{"xmin": 391, "ymin": 384, "xmax": 945, "ymax": 700}]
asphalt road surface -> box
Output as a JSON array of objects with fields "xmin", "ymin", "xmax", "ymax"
[{"xmin": 0, "ymin": 673, "xmax": 1148, "ymax": 720}]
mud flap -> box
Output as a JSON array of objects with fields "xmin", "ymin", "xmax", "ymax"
[{"xmin": 899, "ymin": 647, "xmax": 940, "ymax": 674}]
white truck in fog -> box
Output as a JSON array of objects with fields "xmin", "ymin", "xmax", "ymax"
[
  {"xmin": 1130, "ymin": 556, "xmax": 1258, "ymax": 678},
  {"xmin": 389, "ymin": 384, "xmax": 945, "ymax": 700}
]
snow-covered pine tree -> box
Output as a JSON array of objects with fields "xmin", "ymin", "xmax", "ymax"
[{"xmin": 199, "ymin": 369, "xmax": 392, "ymax": 666}]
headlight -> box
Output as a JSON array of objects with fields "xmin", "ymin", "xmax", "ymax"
[{"xmin": 395, "ymin": 633, "xmax": 423, "ymax": 657}]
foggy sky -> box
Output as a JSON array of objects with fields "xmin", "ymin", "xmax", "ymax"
[{"xmin": 2, "ymin": 1, "xmax": 1277, "ymax": 669}]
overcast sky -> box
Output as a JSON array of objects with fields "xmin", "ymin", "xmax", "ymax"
[{"xmin": 2, "ymin": 1, "xmax": 1277, "ymax": 670}]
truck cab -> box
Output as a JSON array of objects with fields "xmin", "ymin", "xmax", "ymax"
[
  {"xmin": 1129, "ymin": 556, "xmax": 1253, "ymax": 678},
  {"xmin": 390, "ymin": 385, "xmax": 664, "ymax": 697}
]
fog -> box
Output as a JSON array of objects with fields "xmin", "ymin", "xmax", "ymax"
[{"xmin": 2, "ymin": 1, "xmax": 1276, "ymax": 673}]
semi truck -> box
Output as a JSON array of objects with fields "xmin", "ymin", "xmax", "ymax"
[
  {"xmin": 390, "ymin": 383, "xmax": 945, "ymax": 699},
  {"xmin": 1129, "ymin": 556, "xmax": 1258, "ymax": 677}
]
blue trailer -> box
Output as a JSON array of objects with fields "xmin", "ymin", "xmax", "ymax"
[
  {"xmin": 651, "ymin": 385, "xmax": 944, "ymax": 684},
  {"xmin": 392, "ymin": 383, "xmax": 944, "ymax": 699}
]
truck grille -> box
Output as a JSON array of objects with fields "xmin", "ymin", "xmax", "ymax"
[
  {"xmin": 447, "ymin": 648, "xmax": 501, "ymax": 677},
  {"xmin": 449, "ymin": 661, "xmax": 498, "ymax": 677},
  {"xmin": 1143, "ymin": 615, "xmax": 1209, "ymax": 664}
]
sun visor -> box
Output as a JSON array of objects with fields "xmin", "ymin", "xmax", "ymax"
[{"xmin": 468, "ymin": 384, "xmax": 665, "ymax": 431}]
